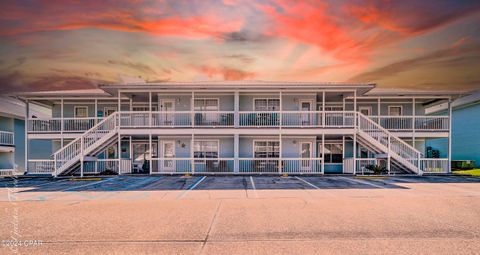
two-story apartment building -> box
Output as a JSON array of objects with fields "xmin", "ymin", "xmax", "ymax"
[{"xmin": 15, "ymin": 81, "xmax": 458, "ymax": 177}]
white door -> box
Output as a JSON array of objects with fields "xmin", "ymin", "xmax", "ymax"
[
  {"xmin": 299, "ymin": 100, "xmax": 313, "ymax": 125},
  {"xmin": 162, "ymin": 141, "xmax": 175, "ymax": 172},
  {"xmin": 160, "ymin": 99, "xmax": 175, "ymax": 126},
  {"xmin": 300, "ymin": 142, "xmax": 312, "ymax": 171}
]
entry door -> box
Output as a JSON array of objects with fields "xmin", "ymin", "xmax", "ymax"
[
  {"xmin": 160, "ymin": 99, "xmax": 175, "ymax": 125},
  {"xmin": 300, "ymin": 142, "xmax": 312, "ymax": 171},
  {"xmin": 162, "ymin": 141, "xmax": 175, "ymax": 171},
  {"xmin": 299, "ymin": 100, "xmax": 313, "ymax": 125}
]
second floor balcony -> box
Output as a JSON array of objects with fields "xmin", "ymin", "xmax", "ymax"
[
  {"xmin": 27, "ymin": 111, "xmax": 449, "ymax": 133},
  {"xmin": 0, "ymin": 130, "xmax": 14, "ymax": 146}
]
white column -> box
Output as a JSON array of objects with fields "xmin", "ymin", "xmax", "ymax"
[
  {"xmin": 149, "ymin": 134, "xmax": 152, "ymax": 175},
  {"xmin": 234, "ymin": 134, "xmax": 239, "ymax": 173},
  {"xmin": 191, "ymin": 91, "xmax": 195, "ymax": 127},
  {"xmin": 24, "ymin": 99, "xmax": 29, "ymax": 174},
  {"xmin": 149, "ymin": 92, "xmax": 152, "ymax": 127},
  {"xmin": 94, "ymin": 99, "xmax": 98, "ymax": 125},
  {"xmin": 353, "ymin": 90, "xmax": 357, "ymax": 175},
  {"xmin": 234, "ymin": 91, "xmax": 239, "ymax": 127},
  {"xmin": 412, "ymin": 97, "xmax": 416, "ymax": 147},
  {"xmin": 377, "ymin": 98, "xmax": 380, "ymax": 116},
  {"xmin": 279, "ymin": 133, "xmax": 282, "ymax": 174},
  {"xmin": 118, "ymin": 132, "xmax": 121, "ymax": 175},
  {"xmin": 80, "ymin": 135, "xmax": 84, "ymax": 178},
  {"xmin": 279, "ymin": 91, "xmax": 282, "ymax": 128},
  {"xmin": 322, "ymin": 91, "xmax": 325, "ymax": 127},
  {"xmin": 342, "ymin": 135, "xmax": 345, "ymax": 173},
  {"xmin": 321, "ymin": 133, "xmax": 325, "ymax": 174},
  {"xmin": 61, "ymin": 98, "xmax": 64, "ymax": 147},
  {"xmin": 448, "ymin": 98, "xmax": 452, "ymax": 173},
  {"xmin": 191, "ymin": 134, "xmax": 195, "ymax": 174}
]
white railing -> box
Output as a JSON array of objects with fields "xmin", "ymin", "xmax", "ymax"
[
  {"xmin": 194, "ymin": 158, "xmax": 235, "ymax": 173},
  {"xmin": 281, "ymin": 158, "xmax": 323, "ymax": 174},
  {"xmin": 282, "ymin": 111, "xmax": 322, "ymax": 127},
  {"xmin": 239, "ymin": 158, "xmax": 281, "ymax": 173},
  {"xmin": 53, "ymin": 113, "xmax": 119, "ymax": 176},
  {"xmin": 358, "ymin": 112, "xmax": 421, "ymax": 174},
  {"xmin": 153, "ymin": 111, "xmax": 192, "ymax": 127},
  {"xmin": 325, "ymin": 111, "xmax": 355, "ymax": 127},
  {"xmin": 28, "ymin": 117, "xmax": 100, "ymax": 132},
  {"xmin": 0, "ymin": 131, "xmax": 14, "ymax": 145},
  {"xmin": 83, "ymin": 159, "xmax": 123, "ymax": 174},
  {"xmin": 194, "ymin": 112, "xmax": 235, "ymax": 127},
  {"xmin": 415, "ymin": 116, "xmax": 449, "ymax": 131},
  {"xmin": 151, "ymin": 158, "xmax": 193, "ymax": 174},
  {"xmin": 369, "ymin": 116, "xmax": 449, "ymax": 131},
  {"xmin": 28, "ymin": 119, "xmax": 61, "ymax": 132},
  {"xmin": 420, "ymin": 158, "xmax": 449, "ymax": 173},
  {"xmin": 239, "ymin": 112, "xmax": 280, "ymax": 127},
  {"xmin": 28, "ymin": 159, "xmax": 55, "ymax": 174}
]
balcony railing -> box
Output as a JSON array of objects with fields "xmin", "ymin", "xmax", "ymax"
[
  {"xmin": 370, "ymin": 116, "xmax": 449, "ymax": 131},
  {"xmin": 28, "ymin": 117, "xmax": 100, "ymax": 133},
  {"xmin": 420, "ymin": 158, "xmax": 449, "ymax": 173},
  {"xmin": 28, "ymin": 159, "xmax": 55, "ymax": 174},
  {"xmin": 27, "ymin": 112, "xmax": 450, "ymax": 132},
  {"xmin": 0, "ymin": 131, "xmax": 14, "ymax": 145}
]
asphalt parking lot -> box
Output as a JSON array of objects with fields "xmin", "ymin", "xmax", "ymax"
[
  {"xmin": 2, "ymin": 175, "xmax": 479, "ymax": 194},
  {"xmin": 1, "ymin": 175, "xmax": 480, "ymax": 254}
]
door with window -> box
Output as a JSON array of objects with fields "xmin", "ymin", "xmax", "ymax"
[
  {"xmin": 254, "ymin": 140, "xmax": 279, "ymax": 172},
  {"xmin": 161, "ymin": 141, "xmax": 175, "ymax": 172},
  {"xmin": 160, "ymin": 99, "xmax": 175, "ymax": 126},
  {"xmin": 299, "ymin": 100, "xmax": 313, "ymax": 125},
  {"xmin": 300, "ymin": 142, "xmax": 312, "ymax": 171},
  {"xmin": 254, "ymin": 99, "xmax": 280, "ymax": 126}
]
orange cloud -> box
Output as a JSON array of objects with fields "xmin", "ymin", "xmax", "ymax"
[{"xmin": 197, "ymin": 66, "xmax": 255, "ymax": 80}]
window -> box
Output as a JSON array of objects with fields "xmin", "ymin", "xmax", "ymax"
[
  {"xmin": 320, "ymin": 143, "xmax": 343, "ymax": 163},
  {"xmin": 194, "ymin": 140, "xmax": 219, "ymax": 159},
  {"xmin": 388, "ymin": 106, "xmax": 402, "ymax": 116},
  {"xmin": 104, "ymin": 107, "xmax": 117, "ymax": 116},
  {"xmin": 254, "ymin": 140, "xmax": 280, "ymax": 158},
  {"xmin": 254, "ymin": 99, "xmax": 280, "ymax": 111},
  {"xmin": 74, "ymin": 106, "xmax": 88, "ymax": 118},
  {"xmin": 359, "ymin": 106, "xmax": 372, "ymax": 116},
  {"xmin": 320, "ymin": 106, "xmax": 343, "ymax": 111},
  {"xmin": 194, "ymin": 99, "xmax": 219, "ymax": 111}
]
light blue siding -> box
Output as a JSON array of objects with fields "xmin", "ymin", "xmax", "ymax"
[
  {"xmin": 451, "ymin": 103, "xmax": 480, "ymax": 167},
  {"xmin": 14, "ymin": 119, "xmax": 25, "ymax": 171}
]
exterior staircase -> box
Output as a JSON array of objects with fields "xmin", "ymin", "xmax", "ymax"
[
  {"xmin": 53, "ymin": 112, "xmax": 119, "ymax": 176},
  {"xmin": 356, "ymin": 112, "xmax": 422, "ymax": 175}
]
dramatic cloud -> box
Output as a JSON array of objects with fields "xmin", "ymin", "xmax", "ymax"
[{"xmin": 0, "ymin": 0, "xmax": 479, "ymax": 92}]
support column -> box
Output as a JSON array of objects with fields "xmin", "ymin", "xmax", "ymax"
[
  {"xmin": 94, "ymin": 99, "xmax": 98, "ymax": 125},
  {"xmin": 234, "ymin": 91, "xmax": 239, "ymax": 127},
  {"xmin": 279, "ymin": 91, "xmax": 282, "ymax": 128},
  {"xmin": 412, "ymin": 97, "xmax": 416, "ymax": 147},
  {"xmin": 61, "ymin": 98, "xmax": 64, "ymax": 147},
  {"xmin": 118, "ymin": 132, "xmax": 121, "ymax": 175},
  {"xmin": 24, "ymin": 99, "xmax": 29, "ymax": 174},
  {"xmin": 448, "ymin": 98, "xmax": 452, "ymax": 173},
  {"xmin": 191, "ymin": 134, "xmax": 195, "ymax": 174},
  {"xmin": 342, "ymin": 135, "xmax": 345, "ymax": 173},
  {"xmin": 387, "ymin": 135, "xmax": 391, "ymax": 175},
  {"xmin": 149, "ymin": 134, "xmax": 152, "ymax": 175},
  {"xmin": 149, "ymin": 92, "xmax": 152, "ymax": 127},
  {"xmin": 80, "ymin": 135, "xmax": 84, "ymax": 178},
  {"xmin": 321, "ymin": 133, "xmax": 325, "ymax": 175},
  {"xmin": 234, "ymin": 134, "xmax": 239, "ymax": 173},
  {"xmin": 322, "ymin": 91, "xmax": 325, "ymax": 127},
  {"xmin": 191, "ymin": 91, "xmax": 195, "ymax": 127},
  {"xmin": 353, "ymin": 90, "xmax": 357, "ymax": 175},
  {"xmin": 279, "ymin": 133, "xmax": 282, "ymax": 174}
]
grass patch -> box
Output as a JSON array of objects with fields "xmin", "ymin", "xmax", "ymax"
[{"xmin": 452, "ymin": 169, "xmax": 480, "ymax": 176}]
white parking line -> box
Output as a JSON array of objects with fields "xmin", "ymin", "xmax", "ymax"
[
  {"xmin": 177, "ymin": 176, "xmax": 207, "ymax": 199},
  {"xmin": 338, "ymin": 176, "xmax": 386, "ymax": 189},
  {"xmin": 249, "ymin": 176, "xmax": 256, "ymax": 190},
  {"xmin": 295, "ymin": 176, "xmax": 320, "ymax": 189},
  {"xmin": 61, "ymin": 177, "xmax": 119, "ymax": 192}
]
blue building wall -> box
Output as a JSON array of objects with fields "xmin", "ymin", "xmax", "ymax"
[
  {"xmin": 451, "ymin": 103, "xmax": 480, "ymax": 167},
  {"xmin": 14, "ymin": 119, "xmax": 25, "ymax": 171}
]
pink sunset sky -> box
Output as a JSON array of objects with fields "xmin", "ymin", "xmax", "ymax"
[{"xmin": 0, "ymin": 0, "xmax": 479, "ymax": 92}]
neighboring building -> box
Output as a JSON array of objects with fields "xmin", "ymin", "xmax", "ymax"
[
  {"xmin": 0, "ymin": 96, "xmax": 51, "ymax": 176},
  {"xmin": 13, "ymin": 81, "xmax": 461, "ymax": 176},
  {"xmin": 426, "ymin": 90, "xmax": 480, "ymax": 168}
]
